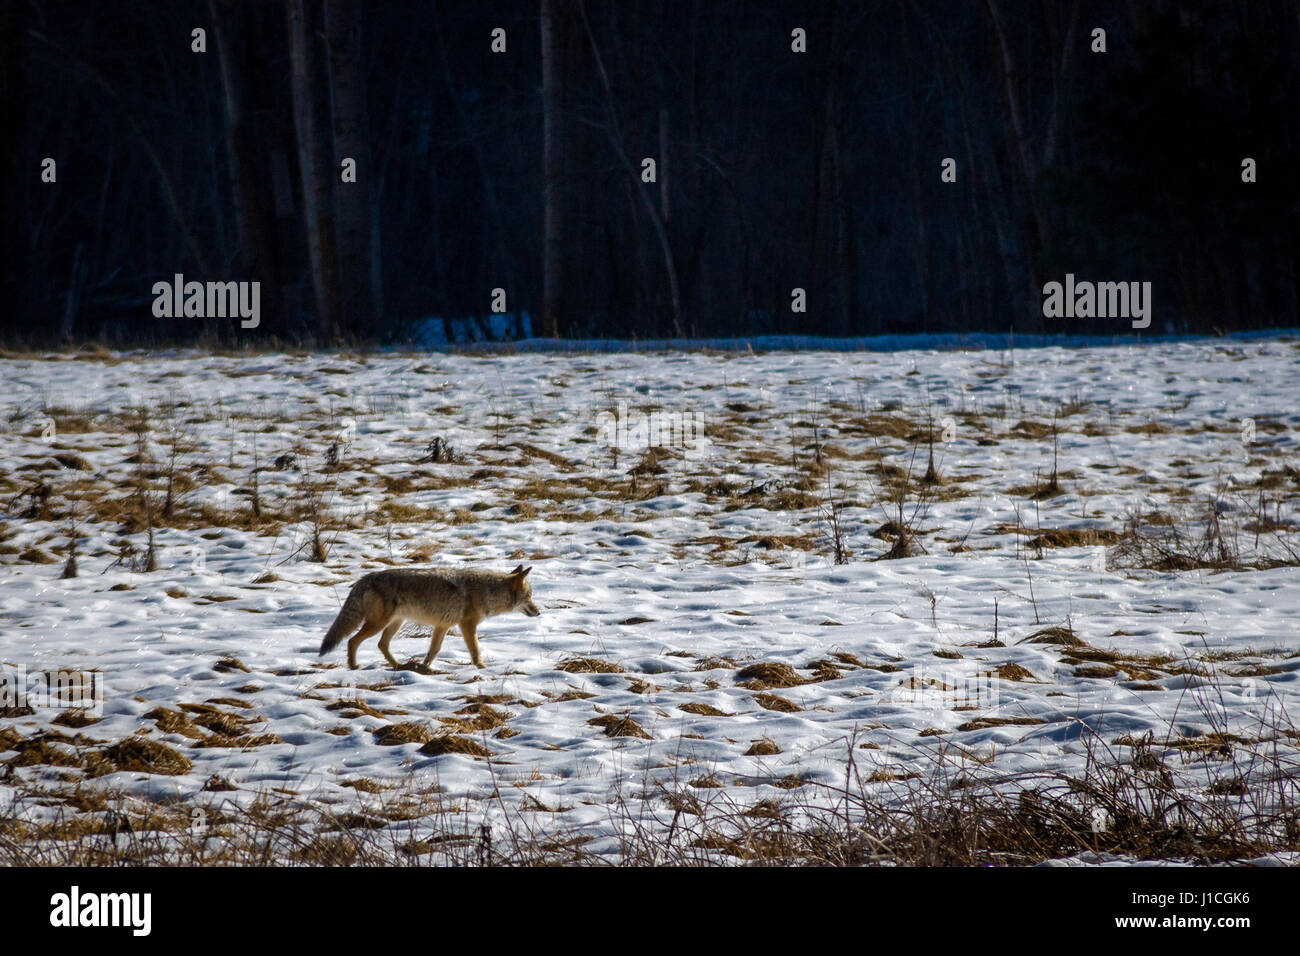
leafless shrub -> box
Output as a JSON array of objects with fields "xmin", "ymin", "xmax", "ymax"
[
  {"xmin": 873, "ymin": 446, "xmax": 932, "ymax": 561},
  {"xmin": 1110, "ymin": 495, "xmax": 1298, "ymax": 573},
  {"xmin": 419, "ymin": 436, "xmax": 456, "ymax": 464},
  {"xmin": 818, "ymin": 471, "xmax": 852, "ymax": 565}
]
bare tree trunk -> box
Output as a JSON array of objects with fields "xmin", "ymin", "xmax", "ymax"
[
  {"xmin": 659, "ymin": 107, "xmax": 670, "ymax": 225},
  {"xmin": 435, "ymin": 13, "xmax": 514, "ymax": 325},
  {"xmin": 326, "ymin": 0, "xmax": 381, "ymax": 340},
  {"xmin": 900, "ymin": 0, "xmax": 930, "ymax": 324},
  {"xmin": 59, "ymin": 242, "xmax": 85, "ymax": 342},
  {"xmin": 287, "ymin": 0, "xmax": 343, "ymax": 343},
  {"xmin": 578, "ymin": 0, "xmax": 683, "ymax": 338},
  {"xmin": 1042, "ymin": 0, "xmax": 1082, "ymax": 168},
  {"xmin": 0, "ymin": 0, "xmax": 29, "ymax": 341},
  {"xmin": 984, "ymin": 0, "xmax": 1048, "ymax": 285},
  {"xmin": 810, "ymin": 0, "xmax": 846, "ymax": 334},
  {"xmin": 211, "ymin": 0, "xmax": 283, "ymax": 337},
  {"xmin": 541, "ymin": 0, "xmax": 565, "ymax": 337},
  {"xmin": 36, "ymin": 32, "xmax": 214, "ymax": 282}
]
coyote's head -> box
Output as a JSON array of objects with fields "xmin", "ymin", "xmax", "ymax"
[{"xmin": 509, "ymin": 565, "xmax": 541, "ymax": 616}]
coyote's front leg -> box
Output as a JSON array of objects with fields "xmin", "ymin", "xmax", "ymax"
[
  {"xmin": 459, "ymin": 618, "xmax": 484, "ymax": 667},
  {"xmin": 423, "ymin": 625, "xmax": 450, "ymax": 668}
]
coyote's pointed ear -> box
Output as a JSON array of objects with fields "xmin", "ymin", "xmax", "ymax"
[{"xmin": 509, "ymin": 564, "xmax": 529, "ymax": 593}]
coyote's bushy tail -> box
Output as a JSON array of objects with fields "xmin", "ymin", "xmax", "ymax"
[{"xmin": 320, "ymin": 585, "xmax": 365, "ymax": 656}]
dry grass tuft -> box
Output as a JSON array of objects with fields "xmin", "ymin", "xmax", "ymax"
[
  {"xmin": 557, "ymin": 657, "xmax": 624, "ymax": 674},
  {"xmin": 1008, "ymin": 420, "xmax": 1055, "ymax": 440},
  {"xmin": 690, "ymin": 774, "xmax": 726, "ymax": 789},
  {"xmin": 101, "ymin": 736, "xmax": 192, "ymax": 775},
  {"xmin": 1020, "ymin": 626, "xmax": 1088, "ymax": 648},
  {"xmin": 193, "ymin": 732, "xmax": 283, "ymax": 749},
  {"xmin": 753, "ymin": 693, "xmax": 802, "ymax": 713},
  {"xmin": 418, "ymin": 735, "xmax": 494, "ymax": 757},
  {"xmin": 3, "ymin": 732, "xmax": 88, "ymax": 769},
  {"xmin": 806, "ymin": 660, "xmax": 844, "ymax": 682},
  {"xmin": 325, "ymin": 698, "xmax": 388, "ymax": 719},
  {"xmin": 993, "ymin": 663, "xmax": 1037, "ymax": 682},
  {"xmin": 956, "ymin": 717, "xmax": 1045, "ymax": 731},
  {"xmin": 587, "ymin": 714, "xmax": 652, "ymax": 739},
  {"xmin": 438, "ymin": 703, "xmax": 512, "ymax": 733},
  {"xmin": 52, "ymin": 709, "xmax": 101, "ymax": 728},
  {"xmin": 735, "ymin": 661, "xmax": 805, "ymax": 689},
  {"xmin": 144, "ymin": 706, "xmax": 205, "ymax": 740},
  {"xmin": 373, "ymin": 722, "xmax": 433, "ymax": 746},
  {"xmin": 1026, "ymin": 528, "xmax": 1121, "ymax": 549},
  {"xmin": 678, "ymin": 702, "xmax": 731, "ymax": 717}
]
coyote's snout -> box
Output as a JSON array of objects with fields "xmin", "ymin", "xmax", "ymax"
[{"xmin": 318, "ymin": 565, "xmax": 539, "ymax": 670}]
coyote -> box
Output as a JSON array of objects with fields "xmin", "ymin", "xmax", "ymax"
[{"xmin": 319, "ymin": 565, "xmax": 539, "ymax": 670}]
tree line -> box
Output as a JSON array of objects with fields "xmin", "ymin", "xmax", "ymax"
[{"xmin": 3, "ymin": 0, "xmax": 1298, "ymax": 347}]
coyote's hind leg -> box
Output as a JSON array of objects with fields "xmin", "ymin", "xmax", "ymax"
[
  {"xmin": 376, "ymin": 621, "xmax": 403, "ymax": 668},
  {"xmin": 346, "ymin": 620, "xmax": 386, "ymax": 669}
]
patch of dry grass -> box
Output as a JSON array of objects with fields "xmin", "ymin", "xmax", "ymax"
[
  {"xmin": 556, "ymin": 657, "xmax": 624, "ymax": 674},
  {"xmin": 1026, "ymin": 528, "xmax": 1121, "ymax": 548},
  {"xmin": 418, "ymin": 735, "xmax": 494, "ymax": 757},
  {"xmin": 752, "ymin": 693, "xmax": 802, "ymax": 713},
  {"xmin": 678, "ymin": 702, "xmax": 731, "ymax": 717},
  {"xmin": 588, "ymin": 714, "xmax": 652, "ymax": 739},
  {"xmin": 372, "ymin": 722, "xmax": 433, "ymax": 746},
  {"xmin": 735, "ymin": 662, "xmax": 804, "ymax": 690}
]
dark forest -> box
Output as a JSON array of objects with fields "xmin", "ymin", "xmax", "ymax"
[{"xmin": 4, "ymin": 0, "xmax": 1299, "ymax": 346}]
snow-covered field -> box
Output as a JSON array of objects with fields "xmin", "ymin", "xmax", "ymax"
[{"xmin": 2, "ymin": 336, "xmax": 1298, "ymax": 864}]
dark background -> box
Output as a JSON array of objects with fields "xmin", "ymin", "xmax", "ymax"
[{"xmin": 3, "ymin": 0, "xmax": 1299, "ymax": 347}]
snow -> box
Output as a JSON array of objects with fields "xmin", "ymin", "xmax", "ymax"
[{"xmin": 1, "ymin": 334, "xmax": 1298, "ymax": 862}]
